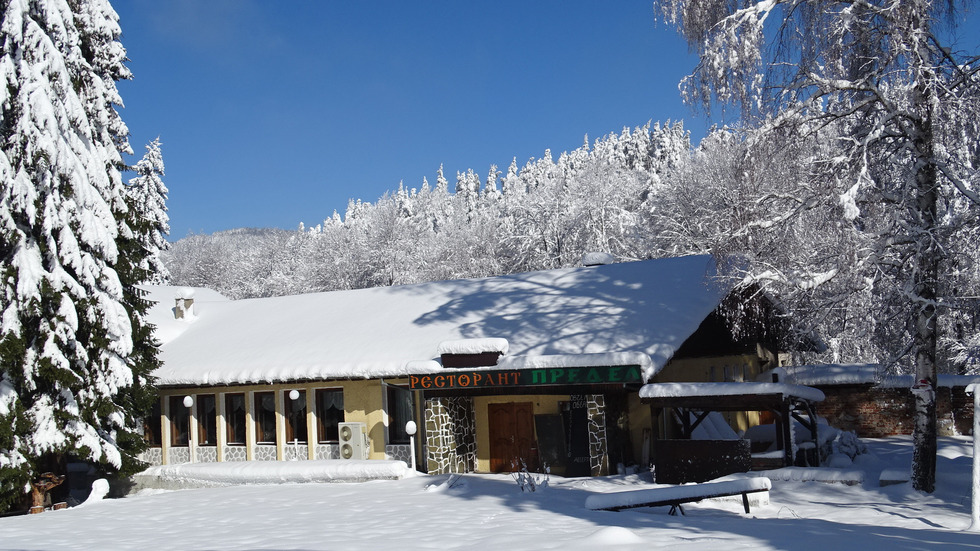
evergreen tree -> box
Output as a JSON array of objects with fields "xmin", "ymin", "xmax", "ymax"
[
  {"xmin": 0, "ymin": 0, "xmax": 153, "ymax": 511},
  {"xmin": 126, "ymin": 138, "xmax": 170, "ymax": 284}
]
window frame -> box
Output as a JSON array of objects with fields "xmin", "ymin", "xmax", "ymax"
[
  {"xmin": 168, "ymin": 395, "xmax": 190, "ymax": 447},
  {"xmin": 284, "ymin": 390, "xmax": 308, "ymax": 444},
  {"xmin": 315, "ymin": 388, "xmax": 345, "ymax": 444},
  {"xmin": 386, "ymin": 385, "xmax": 413, "ymax": 446},
  {"xmin": 196, "ymin": 394, "xmax": 217, "ymax": 446},
  {"xmin": 145, "ymin": 399, "xmax": 162, "ymax": 447},
  {"xmin": 254, "ymin": 391, "xmax": 277, "ymax": 445},
  {"xmin": 224, "ymin": 393, "xmax": 247, "ymax": 446}
]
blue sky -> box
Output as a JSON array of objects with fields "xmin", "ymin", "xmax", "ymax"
[
  {"xmin": 114, "ymin": 1, "xmax": 979, "ymax": 238},
  {"xmin": 114, "ymin": 1, "xmax": 709, "ymax": 237}
]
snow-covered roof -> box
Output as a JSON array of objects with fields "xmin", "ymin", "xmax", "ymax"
[
  {"xmin": 142, "ymin": 285, "xmax": 230, "ymax": 344},
  {"xmin": 639, "ymin": 382, "xmax": 826, "ymax": 403},
  {"xmin": 437, "ymin": 338, "xmax": 510, "ymax": 355},
  {"xmin": 147, "ymin": 255, "xmax": 733, "ymax": 386},
  {"xmin": 762, "ymin": 364, "xmax": 980, "ymax": 389}
]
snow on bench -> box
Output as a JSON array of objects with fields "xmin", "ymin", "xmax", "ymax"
[
  {"xmin": 879, "ymin": 468, "xmax": 910, "ymax": 487},
  {"xmin": 585, "ymin": 477, "xmax": 772, "ymax": 516}
]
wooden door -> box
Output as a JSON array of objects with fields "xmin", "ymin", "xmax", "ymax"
[{"xmin": 488, "ymin": 402, "xmax": 535, "ymax": 472}]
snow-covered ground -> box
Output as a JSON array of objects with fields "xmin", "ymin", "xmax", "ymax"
[{"xmin": 2, "ymin": 437, "xmax": 979, "ymax": 550}]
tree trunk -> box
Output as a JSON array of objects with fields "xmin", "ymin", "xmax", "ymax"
[{"xmin": 910, "ymin": 69, "xmax": 940, "ymax": 493}]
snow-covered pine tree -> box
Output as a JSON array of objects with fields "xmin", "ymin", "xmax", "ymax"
[
  {"xmin": 656, "ymin": 0, "xmax": 980, "ymax": 492},
  {"xmin": 483, "ymin": 164, "xmax": 502, "ymax": 202},
  {"xmin": 115, "ymin": 136, "xmax": 171, "ymax": 478},
  {"xmin": 126, "ymin": 138, "xmax": 170, "ymax": 285},
  {"xmin": 501, "ymin": 158, "xmax": 521, "ymax": 196},
  {"xmin": 0, "ymin": 0, "xmax": 152, "ymax": 511}
]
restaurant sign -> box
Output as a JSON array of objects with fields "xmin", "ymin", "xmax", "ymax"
[{"xmin": 409, "ymin": 365, "xmax": 643, "ymax": 391}]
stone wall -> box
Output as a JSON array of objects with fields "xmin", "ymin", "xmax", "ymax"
[
  {"xmin": 168, "ymin": 447, "xmax": 189, "ymax": 464},
  {"xmin": 586, "ymin": 394, "xmax": 608, "ymax": 476},
  {"xmin": 223, "ymin": 445, "xmax": 247, "ymax": 462},
  {"xmin": 425, "ymin": 396, "xmax": 477, "ymax": 474},
  {"xmin": 386, "ymin": 444, "xmax": 411, "ymax": 465},
  {"xmin": 315, "ymin": 444, "xmax": 340, "ymax": 460},
  {"xmin": 196, "ymin": 446, "xmax": 218, "ymax": 463},
  {"xmin": 253, "ymin": 444, "xmax": 277, "ymax": 461},
  {"xmin": 139, "ymin": 447, "xmax": 163, "ymax": 467},
  {"xmin": 814, "ymin": 385, "xmax": 974, "ymax": 437}
]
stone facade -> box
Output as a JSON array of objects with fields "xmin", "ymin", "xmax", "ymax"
[
  {"xmin": 282, "ymin": 444, "xmax": 309, "ymax": 461},
  {"xmin": 315, "ymin": 444, "xmax": 340, "ymax": 460},
  {"xmin": 168, "ymin": 447, "xmax": 189, "ymax": 464},
  {"xmin": 223, "ymin": 445, "xmax": 247, "ymax": 462},
  {"xmin": 140, "ymin": 447, "xmax": 163, "ymax": 467},
  {"xmin": 814, "ymin": 384, "xmax": 975, "ymax": 437},
  {"xmin": 586, "ymin": 394, "xmax": 608, "ymax": 476},
  {"xmin": 253, "ymin": 444, "xmax": 277, "ymax": 461},
  {"xmin": 386, "ymin": 444, "xmax": 412, "ymax": 464},
  {"xmin": 196, "ymin": 446, "xmax": 218, "ymax": 463},
  {"xmin": 424, "ymin": 396, "xmax": 477, "ymax": 474}
]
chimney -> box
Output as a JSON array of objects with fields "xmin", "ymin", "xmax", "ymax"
[
  {"xmin": 437, "ymin": 338, "xmax": 509, "ymax": 368},
  {"xmin": 175, "ymin": 288, "xmax": 196, "ymax": 319},
  {"xmin": 582, "ymin": 252, "xmax": 616, "ymax": 267}
]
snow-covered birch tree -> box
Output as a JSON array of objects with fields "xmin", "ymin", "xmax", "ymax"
[
  {"xmin": 0, "ymin": 0, "xmax": 152, "ymax": 511},
  {"xmin": 656, "ymin": 0, "xmax": 980, "ymax": 492}
]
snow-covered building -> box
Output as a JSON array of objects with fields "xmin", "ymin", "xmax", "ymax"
[
  {"xmin": 142, "ymin": 254, "xmax": 789, "ymax": 476},
  {"xmin": 760, "ymin": 364, "xmax": 980, "ymax": 437}
]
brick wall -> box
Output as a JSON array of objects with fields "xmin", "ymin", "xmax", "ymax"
[{"xmin": 813, "ymin": 384, "xmax": 975, "ymax": 437}]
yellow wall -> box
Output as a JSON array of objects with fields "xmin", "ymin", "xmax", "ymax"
[
  {"xmin": 472, "ymin": 394, "xmax": 568, "ymax": 473},
  {"xmin": 627, "ymin": 393, "xmax": 652, "ymax": 466},
  {"xmin": 158, "ymin": 352, "xmax": 777, "ymax": 470},
  {"xmin": 157, "ymin": 378, "xmax": 408, "ymax": 463}
]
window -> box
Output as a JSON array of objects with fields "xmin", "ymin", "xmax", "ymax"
[
  {"xmin": 197, "ymin": 394, "xmax": 217, "ymax": 446},
  {"xmin": 254, "ymin": 391, "xmax": 277, "ymax": 444},
  {"xmin": 386, "ymin": 385, "xmax": 413, "ymax": 445},
  {"xmin": 284, "ymin": 390, "xmax": 308, "ymax": 444},
  {"xmin": 144, "ymin": 399, "xmax": 162, "ymax": 447},
  {"xmin": 316, "ymin": 389, "xmax": 344, "ymax": 443},
  {"xmin": 225, "ymin": 393, "xmax": 246, "ymax": 445},
  {"xmin": 169, "ymin": 395, "xmax": 189, "ymax": 446}
]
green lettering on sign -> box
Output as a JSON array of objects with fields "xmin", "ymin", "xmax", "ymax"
[{"xmin": 408, "ymin": 365, "xmax": 644, "ymax": 390}]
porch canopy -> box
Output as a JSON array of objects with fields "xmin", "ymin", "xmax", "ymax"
[{"xmin": 639, "ymin": 382, "xmax": 826, "ymax": 468}]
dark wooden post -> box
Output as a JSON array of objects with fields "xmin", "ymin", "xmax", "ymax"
[{"xmin": 780, "ymin": 398, "xmax": 794, "ymax": 466}]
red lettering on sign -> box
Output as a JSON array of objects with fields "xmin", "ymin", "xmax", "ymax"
[
  {"xmin": 435, "ymin": 375, "xmax": 445, "ymax": 388},
  {"xmin": 458, "ymin": 374, "xmax": 470, "ymax": 387},
  {"xmin": 473, "ymin": 373, "xmax": 483, "ymax": 386},
  {"xmin": 421, "ymin": 376, "xmax": 431, "ymax": 389}
]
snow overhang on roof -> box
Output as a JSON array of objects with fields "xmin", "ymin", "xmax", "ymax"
[
  {"xmin": 146, "ymin": 254, "xmax": 736, "ymax": 387},
  {"xmin": 639, "ymin": 382, "xmax": 826, "ymax": 403},
  {"xmin": 437, "ymin": 338, "xmax": 510, "ymax": 356},
  {"xmin": 764, "ymin": 364, "xmax": 980, "ymax": 389}
]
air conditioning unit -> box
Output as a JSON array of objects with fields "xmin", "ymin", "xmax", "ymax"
[{"xmin": 338, "ymin": 422, "xmax": 368, "ymax": 460}]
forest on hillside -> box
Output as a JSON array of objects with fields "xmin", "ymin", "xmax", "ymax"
[{"xmin": 162, "ymin": 120, "xmax": 980, "ymax": 375}]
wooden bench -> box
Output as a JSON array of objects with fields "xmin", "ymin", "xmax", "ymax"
[{"xmin": 585, "ymin": 477, "xmax": 772, "ymax": 516}]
